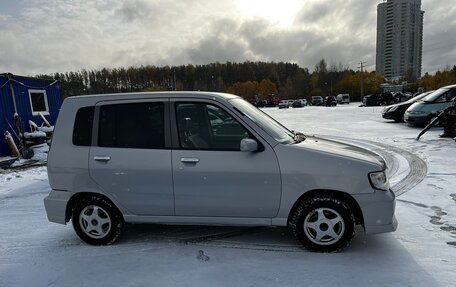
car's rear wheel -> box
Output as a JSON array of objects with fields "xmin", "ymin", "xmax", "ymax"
[
  {"xmin": 72, "ymin": 195, "xmax": 124, "ymax": 245},
  {"xmin": 290, "ymin": 196, "xmax": 355, "ymax": 252}
]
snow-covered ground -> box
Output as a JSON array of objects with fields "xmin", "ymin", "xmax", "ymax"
[{"xmin": 0, "ymin": 104, "xmax": 455, "ymax": 287}]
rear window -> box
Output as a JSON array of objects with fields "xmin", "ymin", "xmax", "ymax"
[
  {"xmin": 73, "ymin": 106, "xmax": 94, "ymax": 146},
  {"xmin": 98, "ymin": 102, "xmax": 165, "ymax": 149}
]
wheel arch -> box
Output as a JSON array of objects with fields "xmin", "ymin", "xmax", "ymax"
[
  {"xmin": 65, "ymin": 192, "xmax": 123, "ymax": 223},
  {"xmin": 287, "ymin": 189, "xmax": 365, "ymax": 229}
]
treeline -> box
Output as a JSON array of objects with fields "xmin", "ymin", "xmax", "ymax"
[
  {"xmin": 36, "ymin": 61, "xmax": 456, "ymax": 102},
  {"xmin": 420, "ymin": 66, "xmax": 456, "ymax": 91},
  {"xmin": 37, "ymin": 62, "xmax": 313, "ymax": 100}
]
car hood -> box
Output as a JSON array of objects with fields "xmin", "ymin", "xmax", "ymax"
[
  {"xmin": 406, "ymin": 102, "xmax": 425, "ymax": 112},
  {"xmin": 293, "ymin": 136, "xmax": 385, "ymax": 169},
  {"xmin": 388, "ymin": 101, "xmax": 409, "ymax": 109}
]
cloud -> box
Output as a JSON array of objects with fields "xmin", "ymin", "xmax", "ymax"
[
  {"xmin": 294, "ymin": 1, "xmax": 333, "ymax": 24},
  {"xmin": 182, "ymin": 19, "xmax": 251, "ymax": 64},
  {"xmin": 421, "ymin": 3, "xmax": 456, "ymax": 73},
  {"xmin": 115, "ymin": 0, "xmax": 154, "ymax": 22},
  {"xmin": 0, "ymin": 0, "xmax": 454, "ymax": 76}
]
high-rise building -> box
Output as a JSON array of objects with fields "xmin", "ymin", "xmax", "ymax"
[{"xmin": 376, "ymin": 0, "xmax": 424, "ymax": 80}]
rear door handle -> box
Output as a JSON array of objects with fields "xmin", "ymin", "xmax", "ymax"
[
  {"xmin": 180, "ymin": 157, "xmax": 200, "ymax": 164},
  {"xmin": 94, "ymin": 156, "xmax": 111, "ymax": 162}
]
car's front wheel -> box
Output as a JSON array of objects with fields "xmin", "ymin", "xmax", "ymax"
[
  {"xmin": 290, "ymin": 196, "xmax": 355, "ymax": 252},
  {"xmin": 72, "ymin": 195, "xmax": 124, "ymax": 245}
]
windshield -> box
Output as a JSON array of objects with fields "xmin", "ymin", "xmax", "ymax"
[
  {"xmin": 422, "ymin": 88, "xmax": 449, "ymax": 102},
  {"xmin": 404, "ymin": 91, "xmax": 432, "ymax": 104},
  {"xmin": 230, "ymin": 98, "xmax": 295, "ymax": 144}
]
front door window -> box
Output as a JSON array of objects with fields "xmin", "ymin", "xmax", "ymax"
[{"xmin": 175, "ymin": 102, "xmax": 249, "ymax": 150}]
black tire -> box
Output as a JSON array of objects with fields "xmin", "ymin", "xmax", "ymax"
[
  {"xmin": 72, "ymin": 195, "xmax": 124, "ymax": 245},
  {"xmin": 289, "ymin": 196, "xmax": 355, "ymax": 252}
]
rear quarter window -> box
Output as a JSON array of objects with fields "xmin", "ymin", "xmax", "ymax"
[{"xmin": 72, "ymin": 106, "xmax": 95, "ymax": 146}]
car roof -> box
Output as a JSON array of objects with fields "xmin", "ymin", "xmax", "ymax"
[
  {"xmin": 65, "ymin": 91, "xmax": 240, "ymax": 103},
  {"xmin": 442, "ymin": 84, "xmax": 456, "ymax": 89}
]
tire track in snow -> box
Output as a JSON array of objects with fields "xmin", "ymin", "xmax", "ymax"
[
  {"xmin": 358, "ymin": 140, "xmax": 427, "ymax": 196},
  {"xmin": 323, "ymin": 136, "xmax": 427, "ymax": 196},
  {"xmin": 0, "ymin": 139, "xmax": 427, "ymax": 253},
  {"xmin": 119, "ymin": 137, "xmax": 428, "ymax": 252}
]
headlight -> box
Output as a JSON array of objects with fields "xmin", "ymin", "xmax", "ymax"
[
  {"xmin": 369, "ymin": 171, "xmax": 390, "ymax": 191},
  {"xmin": 388, "ymin": 106, "xmax": 398, "ymax": 112},
  {"xmin": 408, "ymin": 110, "xmax": 425, "ymax": 115}
]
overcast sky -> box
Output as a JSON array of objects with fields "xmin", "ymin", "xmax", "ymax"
[{"xmin": 0, "ymin": 0, "xmax": 455, "ymax": 76}]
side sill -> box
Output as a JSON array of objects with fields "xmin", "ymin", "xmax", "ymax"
[{"xmin": 124, "ymin": 215, "xmax": 274, "ymax": 226}]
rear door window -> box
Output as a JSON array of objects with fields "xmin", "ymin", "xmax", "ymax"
[{"xmin": 98, "ymin": 102, "xmax": 165, "ymax": 149}]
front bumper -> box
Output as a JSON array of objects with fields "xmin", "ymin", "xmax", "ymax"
[
  {"xmin": 353, "ymin": 189, "xmax": 397, "ymax": 234},
  {"xmin": 404, "ymin": 114, "xmax": 427, "ymax": 125},
  {"xmin": 382, "ymin": 111, "xmax": 401, "ymax": 120},
  {"xmin": 43, "ymin": 190, "xmax": 73, "ymax": 225}
]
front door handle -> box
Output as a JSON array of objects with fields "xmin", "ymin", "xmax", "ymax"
[
  {"xmin": 94, "ymin": 156, "xmax": 111, "ymax": 162},
  {"xmin": 180, "ymin": 157, "xmax": 200, "ymax": 164}
]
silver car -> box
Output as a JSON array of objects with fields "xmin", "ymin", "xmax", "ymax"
[{"xmin": 44, "ymin": 92, "xmax": 397, "ymax": 252}]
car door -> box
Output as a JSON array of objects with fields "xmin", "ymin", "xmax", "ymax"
[
  {"xmin": 89, "ymin": 99, "xmax": 174, "ymax": 216},
  {"xmin": 171, "ymin": 99, "xmax": 282, "ymax": 218}
]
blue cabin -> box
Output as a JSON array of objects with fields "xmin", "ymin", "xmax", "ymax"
[{"xmin": 0, "ymin": 73, "xmax": 62, "ymax": 157}]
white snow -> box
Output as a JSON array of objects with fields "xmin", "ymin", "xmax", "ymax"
[
  {"xmin": 30, "ymin": 143, "xmax": 50, "ymax": 161},
  {"xmin": 0, "ymin": 104, "xmax": 455, "ymax": 287},
  {"xmin": 37, "ymin": 126, "xmax": 54, "ymax": 133},
  {"xmin": 23, "ymin": 131, "xmax": 47, "ymax": 139},
  {"xmin": 9, "ymin": 143, "xmax": 49, "ymax": 168}
]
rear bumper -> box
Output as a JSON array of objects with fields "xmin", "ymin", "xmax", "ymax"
[
  {"xmin": 44, "ymin": 190, "xmax": 73, "ymax": 224},
  {"xmin": 353, "ymin": 189, "xmax": 397, "ymax": 234}
]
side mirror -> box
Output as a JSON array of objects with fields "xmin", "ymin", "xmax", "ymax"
[{"xmin": 240, "ymin": 138, "xmax": 258, "ymax": 152}]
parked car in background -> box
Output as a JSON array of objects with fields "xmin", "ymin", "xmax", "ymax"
[
  {"xmin": 404, "ymin": 84, "xmax": 456, "ymax": 126},
  {"xmin": 311, "ymin": 96, "xmax": 324, "ymax": 106},
  {"xmin": 394, "ymin": 92, "xmax": 412, "ymax": 103},
  {"xmin": 278, "ymin": 100, "xmax": 290, "ymax": 109},
  {"xmin": 336, "ymin": 94, "xmax": 350, "ymax": 104},
  {"xmin": 382, "ymin": 91, "xmax": 433, "ymax": 122},
  {"xmin": 324, "ymin": 96, "xmax": 337, "ymax": 107},
  {"xmin": 292, "ymin": 99, "xmax": 306, "ymax": 108},
  {"xmin": 363, "ymin": 92, "xmax": 410, "ymax": 107},
  {"xmin": 256, "ymin": 99, "xmax": 279, "ymax": 108},
  {"xmin": 44, "ymin": 91, "xmax": 397, "ymax": 252},
  {"xmin": 255, "ymin": 100, "xmax": 268, "ymax": 108},
  {"xmin": 363, "ymin": 93, "xmax": 392, "ymax": 106},
  {"xmin": 362, "ymin": 94, "xmax": 378, "ymax": 106}
]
